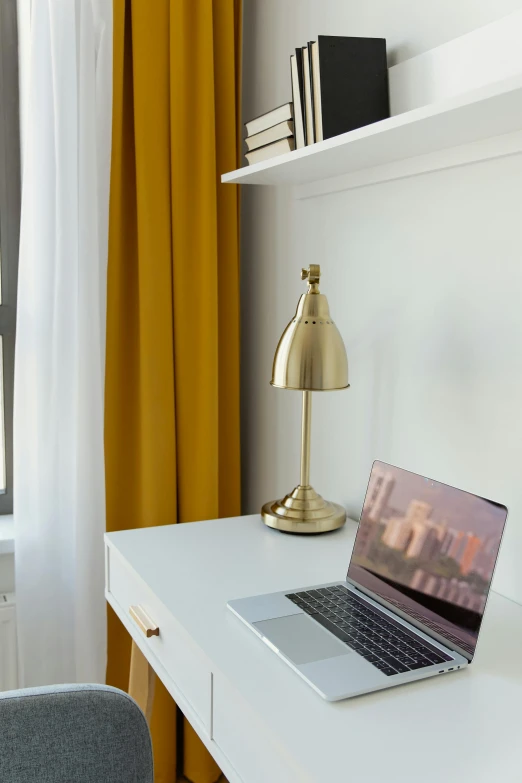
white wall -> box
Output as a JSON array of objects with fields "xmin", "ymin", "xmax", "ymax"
[
  {"xmin": 0, "ymin": 554, "xmax": 14, "ymax": 593},
  {"xmin": 240, "ymin": 0, "xmax": 522, "ymax": 605},
  {"xmin": 0, "ymin": 518, "xmax": 14, "ymax": 593}
]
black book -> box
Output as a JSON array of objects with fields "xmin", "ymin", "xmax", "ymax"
[
  {"xmin": 294, "ymin": 48, "xmax": 306, "ymax": 146},
  {"xmin": 301, "ymin": 44, "xmax": 315, "ymax": 145},
  {"xmin": 310, "ymin": 36, "xmax": 389, "ymax": 142}
]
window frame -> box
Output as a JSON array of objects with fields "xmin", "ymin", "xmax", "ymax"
[{"xmin": 0, "ymin": 0, "xmax": 21, "ymax": 514}]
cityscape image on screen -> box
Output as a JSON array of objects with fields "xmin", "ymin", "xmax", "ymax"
[{"xmin": 348, "ymin": 462, "xmax": 507, "ymax": 656}]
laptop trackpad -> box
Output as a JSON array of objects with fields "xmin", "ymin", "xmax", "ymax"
[{"xmin": 254, "ymin": 613, "xmax": 351, "ymax": 665}]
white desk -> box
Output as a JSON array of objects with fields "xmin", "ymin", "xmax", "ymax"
[
  {"xmin": 105, "ymin": 515, "xmax": 522, "ymax": 783},
  {"xmin": 0, "ymin": 515, "xmax": 14, "ymax": 555}
]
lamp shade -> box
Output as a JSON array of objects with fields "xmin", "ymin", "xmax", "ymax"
[{"xmin": 271, "ymin": 267, "xmax": 349, "ymax": 391}]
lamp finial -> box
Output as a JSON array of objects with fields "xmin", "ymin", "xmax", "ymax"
[{"xmin": 301, "ymin": 264, "xmax": 321, "ymax": 292}]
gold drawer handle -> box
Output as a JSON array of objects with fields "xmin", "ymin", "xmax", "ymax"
[{"xmin": 129, "ymin": 605, "xmax": 160, "ymax": 638}]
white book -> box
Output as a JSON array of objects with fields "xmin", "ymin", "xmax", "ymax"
[
  {"xmin": 245, "ymin": 103, "xmax": 293, "ymax": 137},
  {"xmin": 290, "ymin": 54, "xmax": 305, "ymax": 149},
  {"xmin": 245, "ymin": 137, "xmax": 295, "ymax": 166},
  {"xmin": 245, "ymin": 120, "xmax": 294, "ymax": 151},
  {"xmin": 310, "ymin": 40, "xmax": 323, "ymax": 142}
]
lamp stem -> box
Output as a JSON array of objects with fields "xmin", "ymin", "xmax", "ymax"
[{"xmin": 300, "ymin": 390, "xmax": 312, "ymax": 487}]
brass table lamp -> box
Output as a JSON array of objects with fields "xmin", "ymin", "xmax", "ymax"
[{"xmin": 262, "ymin": 264, "xmax": 349, "ymax": 534}]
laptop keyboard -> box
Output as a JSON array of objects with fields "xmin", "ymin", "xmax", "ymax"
[
  {"xmin": 383, "ymin": 595, "xmax": 474, "ymax": 657},
  {"xmin": 286, "ymin": 585, "xmax": 453, "ymax": 676}
]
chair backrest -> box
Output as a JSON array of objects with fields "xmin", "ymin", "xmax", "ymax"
[{"xmin": 0, "ymin": 683, "xmax": 154, "ymax": 783}]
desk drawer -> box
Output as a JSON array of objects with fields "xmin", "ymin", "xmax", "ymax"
[
  {"xmin": 106, "ymin": 544, "xmax": 211, "ymax": 734},
  {"xmin": 212, "ymin": 672, "xmax": 309, "ymax": 783}
]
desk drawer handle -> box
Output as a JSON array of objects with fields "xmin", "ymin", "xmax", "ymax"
[{"xmin": 129, "ymin": 605, "xmax": 160, "ymax": 638}]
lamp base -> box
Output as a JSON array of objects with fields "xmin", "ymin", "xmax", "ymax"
[{"xmin": 261, "ymin": 484, "xmax": 346, "ymax": 534}]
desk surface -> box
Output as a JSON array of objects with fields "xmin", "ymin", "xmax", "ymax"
[{"xmin": 107, "ymin": 514, "xmax": 522, "ymax": 783}]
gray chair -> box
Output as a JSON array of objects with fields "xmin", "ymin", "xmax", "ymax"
[{"xmin": 0, "ymin": 683, "xmax": 153, "ymax": 782}]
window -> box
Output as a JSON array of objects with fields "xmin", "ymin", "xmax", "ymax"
[{"xmin": 0, "ymin": 0, "xmax": 21, "ymax": 514}]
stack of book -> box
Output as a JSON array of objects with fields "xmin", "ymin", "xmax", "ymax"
[
  {"xmin": 244, "ymin": 103, "xmax": 295, "ymax": 165},
  {"xmin": 244, "ymin": 35, "xmax": 389, "ymax": 166}
]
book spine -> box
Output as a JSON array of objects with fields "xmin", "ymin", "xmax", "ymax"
[
  {"xmin": 290, "ymin": 54, "xmax": 305, "ymax": 149},
  {"xmin": 308, "ymin": 41, "xmax": 316, "ymax": 144},
  {"xmin": 311, "ymin": 41, "xmax": 323, "ymax": 142},
  {"xmin": 295, "ymin": 47, "xmax": 306, "ymax": 145},
  {"xmin": 302, "ymin": 45, "xmax": 315, "ymax": 145}
]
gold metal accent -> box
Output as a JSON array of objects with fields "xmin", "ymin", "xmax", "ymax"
[
  {"xmin": 261, "ymin": 389, "xmax": 346, "ymax": 534},
  {"xmin": 300, "ymin": 390, "xmax": 312, "ymax": 487},
  {"xmin": 262, "ymin": 485, "xmax": 346, "ymax": 534},
  {"xmin": 129, "ymin": 605, "xmax": 160, "ymax": 638},
  {"xmin": 271, "ymin": 265, "xmax": 349, "ymax": 391},
  {"xmin": 262, "ymin": 265, "xmax": 349, "ymax": 534}
]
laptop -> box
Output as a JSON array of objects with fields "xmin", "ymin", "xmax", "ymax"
[{"xmin": 228, "ymin": 461, "xmax": 508, "ymax": 701}]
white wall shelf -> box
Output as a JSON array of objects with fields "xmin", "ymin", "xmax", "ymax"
[{"xmin": 222, "ymin": 73, "xmax": 522, "ymax": 199}]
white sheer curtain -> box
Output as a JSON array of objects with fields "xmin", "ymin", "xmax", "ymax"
[{"xmin": 14, "ymin": 0, "xmax": 112, "ymax": 685}]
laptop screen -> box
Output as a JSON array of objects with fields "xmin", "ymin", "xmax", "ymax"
[{"xmin": 347, "ymin": 461, "xmax": 507, "ymax": 658}]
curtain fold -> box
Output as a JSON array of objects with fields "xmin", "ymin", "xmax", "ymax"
[
  {"xmin": 14, "ymin": 0, "xmax": 112, "ymax": 687},
  {"xmin": 105, "ymin": 1, "xmax": 241, "ymax": 781}
]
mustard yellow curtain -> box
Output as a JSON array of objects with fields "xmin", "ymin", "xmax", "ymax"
[{"xmin": 105, "ymin": 1, "xmax": 242, "ymax": 781}]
